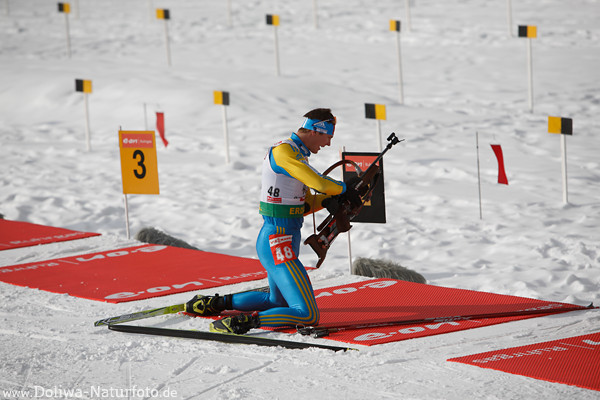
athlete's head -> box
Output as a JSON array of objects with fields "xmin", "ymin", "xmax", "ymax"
[{"xmin": 297, "ymin": 108, "xmax": 336, "ymax": 154}]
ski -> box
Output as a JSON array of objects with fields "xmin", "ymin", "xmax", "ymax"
[
  {"xmin": 94, "ymin": 304, "xmax": 185, "ymax": 327},
  {"xmin": 298, "ymin": 303, "xmax": 597, "ymax": 338},
  {"xmin": 108, "ymin": 324, "xmax": 354, "ymax": 352}
]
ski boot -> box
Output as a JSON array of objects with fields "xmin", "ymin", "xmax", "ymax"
[
  {"xmin": 185, "ymin": 293, "xmax": 232, "ymax": 316},
  {"xmin": 209, "ymin": 313, "xmax": 261, "ymax": 335}
]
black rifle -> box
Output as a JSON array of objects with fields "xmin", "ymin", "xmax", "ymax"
[{"xmin": 304, "ymin": 132, "xmax": 403, "ymax": 268}]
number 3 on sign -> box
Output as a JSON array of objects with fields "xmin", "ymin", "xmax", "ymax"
[
  {"xmin": 119, "ymin": 131, "xmax": 160, "ymax": 194},
  {"xmin": 268, "ymin": 234, "xmax": 296, "ymax": 265}
]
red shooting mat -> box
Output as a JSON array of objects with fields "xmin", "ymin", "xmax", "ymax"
[
  {"xmin": 0, "ymin": 219, "xmax": 100, "ymax": 250},
  {"xmin": 448, "ymin": 332, "xmax": 600, "ymax": 391},
  {"xmin": 0, "ymin": 244, "xmax": 267, "ymax": 303},
  {"xmin": 290, "ymin": 279, "xmax": 587, "ymax": 346}
]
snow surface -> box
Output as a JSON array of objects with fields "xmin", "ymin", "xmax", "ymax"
[{"xmin": 1, "ymin": 0, "xmax": 600, "ymax": 398}]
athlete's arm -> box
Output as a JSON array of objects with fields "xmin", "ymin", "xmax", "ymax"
[
  {"xmin": 271, "ymin": 144, "xmax": 346, "ymax": 195},
  {"xmin": 303, "ymin": 190, "xmax": 331, "ymax": 215}
]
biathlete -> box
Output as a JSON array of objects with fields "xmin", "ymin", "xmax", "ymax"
[{"xmin": 185, "ymin": 108, "xmax": 360, "ymax": 334}]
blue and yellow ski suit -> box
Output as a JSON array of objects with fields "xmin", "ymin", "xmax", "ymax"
[{"xmin": 230, "ymin": 133, "xmax": 346, "ymax": 327}]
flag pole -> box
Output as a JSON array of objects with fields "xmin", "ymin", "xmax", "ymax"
[
  {"xmin": 273, "ymin": 23, "xmax": 280, "ymax": 76},
  {"xmin": 64, "ymin": 9, "xmax": 71, "ymax": 58},
  {"xmin": 123, "ymin": 194, "xmax": 131, "ymax": 239},
  {"xmin": 222, "ymin": 105, "xmax": 230, "ymax": 164},
  {"xmin": 561, "ymin": 134, "xmax": 568, "ymax": 204},
  {"xmin": 527, "ymin": 37, "xmax": 534, "ymax": 112},
  {"xmin": 476, "ymin": 131, "xmax": 482, "ymax": 220},
  {"xmin": 341, "ymin": 146, "xmax": 352, "ymax": 274},
  {"xmin": 395, "ymin": 27, "xmax": 404, "ymax": 104},
  {"xmin": 164, "ymin": 17, "xmax": 171, "ymax": 66},
  {"xmin": 120, "ymin": 124, "xmax": 131, "ymax": 239},
  {"xmin": 365, "ymin": 103, "xmax": 385, "ymax": 151},
  {"xmin": 547, "ymin": 116, "xmax": 572, "ymax": 205},
  {"xmin": 84, "ymin": 93, "xmax": 91, "ymax": 151},
  {"xmin": 518, "ymin": 26, "xmax": 536, "ymax": 112},
  {"xmin": 347, "ymin": 228, "xmax": 353, "ymax": 274}
]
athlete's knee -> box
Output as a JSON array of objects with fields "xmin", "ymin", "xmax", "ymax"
[
  {"xmin": 309, "ymin": 309, "xmax": 320, "ymax": 326},
  {"xmin": 296, "ymin": 304, "xmax": 319, "ymax": 326}
]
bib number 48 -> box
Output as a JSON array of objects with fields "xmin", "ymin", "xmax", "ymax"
[{"xmin": 268, "ymin": 234, "xmax": 296, "ymax": 265}]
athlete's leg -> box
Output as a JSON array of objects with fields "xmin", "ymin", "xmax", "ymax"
[
  {"xmin": 229, "ymin": 221, "xmax": 288, "ymax": 311},
  {"xmin": 258, "ymin": 257, "xmax": 320, "ymax": 327},
  {"xmin": 230, "ymin": 272, "xmax": 287, "ymax": 311},
  {"xmin": 255, "ymin": 223, "xmax": 319, "ymax": 327},
  {"xmin": 229, "ymin": 220, "xmax": 319, "ymax": 327}
]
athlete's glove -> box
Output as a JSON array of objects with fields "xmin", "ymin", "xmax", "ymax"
[
  {"xmin": 321, "ymin": 196, "xmax": 340, "ymax": 215},
  {"xmin": 321, "ymin": 187, "xmax": 362, "ymax": 215}
]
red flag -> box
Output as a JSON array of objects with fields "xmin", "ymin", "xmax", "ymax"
[
  {"xmin": 156, "ymin": 112, "xmax": 168, "ymax": 147},
  {"xmin": 491, "ymin": 144, "xmax": 508, "ymax": 185}
]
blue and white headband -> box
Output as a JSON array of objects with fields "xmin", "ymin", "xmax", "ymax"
[{"xmin": 301, "ymin": 117, "xmax": 336, "ymax": 136}]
